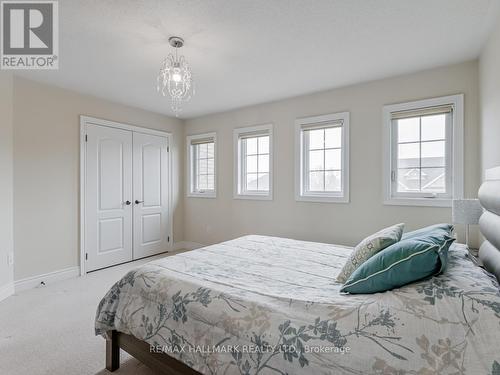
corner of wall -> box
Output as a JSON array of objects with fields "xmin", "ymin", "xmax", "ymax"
[
  {"xmin": 0, "ymin": 72, "xmax": 15, "ymax": 302},
  {"xmin": 179, "ymin": 118, "xmax": 188, "ymax": 244},
  {"xmin": 479, "ymin": 10, "xmax": 500, "ymax": 179}
]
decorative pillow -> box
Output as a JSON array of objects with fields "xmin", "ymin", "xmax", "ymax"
[
  {"xmin": 402, "ymin": 223, "xmax": 453, "ymax": 240},
  {"xmin": 336, "ymin": 223, "xmax": 404, "ymax": 283},
  {"xmin": 340, "ymin": 235, "xmax": 455, "ymax": 294}
]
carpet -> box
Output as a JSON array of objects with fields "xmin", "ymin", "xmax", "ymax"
[{"xmin": 0, "ymin": 251, "xmax": 188, "ymax": 375}]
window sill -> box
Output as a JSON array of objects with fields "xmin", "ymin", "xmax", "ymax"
[
  {"xmin": 234, "ymin": 193, "xmax": 273, "ymax": 201},
  {"xmin": 187, "ymin": 192, "xmax": 216, "ymax": 199},
  {"xmin": 296, "ymin": 194, "xmax": 349, "ymax": 204},
  {"xmin": 383, "ymin": 197, "xmax": 452, "ymax": 207}
]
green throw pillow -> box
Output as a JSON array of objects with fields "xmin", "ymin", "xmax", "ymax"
[
  {"xmin": 336, "ymin": 223, "xmax": 404, "ymax": 283},
  {"xmin": 402, "ymin": 223, "xmax": 453, "ymax": 240},
  {"xmin": 340, "ymin": 235, "xmax": 455, "ymax": 294}
]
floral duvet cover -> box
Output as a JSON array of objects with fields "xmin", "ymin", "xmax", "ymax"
[{"xmin": 95, "ymin": 235, "xmax": 500, "ymax": 374}]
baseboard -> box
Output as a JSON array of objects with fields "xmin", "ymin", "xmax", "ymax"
[
  {"xmin": 172, "ymin": 241, "xmax": 205, "ymax": 251},
  {"xmin": 0, "ymin": 282, "xmax": 15, "ymax": 302},
  {"xmin": 14, "ymin": 246, "xmax": 202, "ymax": 293},
  {"xmin": 14, "ymin": 266, "xmax": 80, "ymax": 293}
]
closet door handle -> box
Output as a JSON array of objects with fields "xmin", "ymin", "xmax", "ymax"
[
  {"xmin": 135, "ymin": 200, "xmax": 144, "ymax": 204},
  {"xmin": 124, "ymin": 200, "xmax": 131, "ymax": 205}
]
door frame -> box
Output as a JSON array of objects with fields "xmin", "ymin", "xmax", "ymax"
[{"xmin": 80, "ymin": 115, "xmax": 173, "ymax": 276}]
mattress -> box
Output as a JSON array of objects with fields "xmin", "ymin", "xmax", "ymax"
[{"xmin": 95, "ymin": 235, "xmax": 500, "ymax": 374}]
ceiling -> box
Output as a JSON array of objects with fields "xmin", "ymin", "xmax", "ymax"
[{"xmin": 17, "ymin": 0, "xmax": 500, "ymax": 119}]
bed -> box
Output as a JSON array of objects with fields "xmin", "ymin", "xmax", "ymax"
[{"xmin": 95, "ymin": 169, "xmax": 500, "ymax": 375}]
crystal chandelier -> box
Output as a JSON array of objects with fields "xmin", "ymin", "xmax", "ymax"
[{"xmin": 157, "ymin": 36, "xmax": 194, "ymax": 116}]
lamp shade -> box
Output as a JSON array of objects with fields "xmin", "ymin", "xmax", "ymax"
[{"xmin": 452, "ymin": 199, "xmax": 482, "ymax": 225}]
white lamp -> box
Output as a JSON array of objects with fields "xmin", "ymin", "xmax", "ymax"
[{"xmin": 452, "ymin": 199, "xmax": 482, "ymax": 249}]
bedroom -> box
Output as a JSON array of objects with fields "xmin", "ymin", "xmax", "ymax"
[{"xmin": 1, "ymin": 0, "xmax": 500, "ymax": 374}]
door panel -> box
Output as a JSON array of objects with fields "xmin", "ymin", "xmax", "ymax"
[
  {"xmin": 133, "ymin": 132, "xmax": 169, "ymax": 258},
  {"xmin": 142, "ymin": 214, "xmax": 161, "ymax": 244},
  {"xmin": 99, "ymin": 139, "xmax": 125, "ymax": 210},
  {"xmin": 85, "ymin": 124, "xmax": 133, "ymax": 271},
  {"xmin": 142, "ymin": 144, "xmax": 162, "ymax": 207},
  {"xmin": 98, "ymin": 218, "xmax": 124, "ymax": 252}
]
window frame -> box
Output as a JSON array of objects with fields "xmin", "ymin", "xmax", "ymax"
[
  {"xmin": 295, "ymin": 112, "xmax": 350, "ymax": 203},
  {"xmin": 186, "ymin": 132, "xmax": 217, "ymax": 198},
  {"xmin": 382, "ymin": 94, "xmax": 464, "ymax": 207},
  {"xmin": 233, "ymin": 124, "xmax": 273, "ymax": 200}
]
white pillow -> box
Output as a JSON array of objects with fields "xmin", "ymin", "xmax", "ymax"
[{"xmin": 336, "ymin": 223, "xmax": 405, "ymax": 283}]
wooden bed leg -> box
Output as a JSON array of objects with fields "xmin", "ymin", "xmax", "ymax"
[{"xmin": 106, "ymin": 330, "xmax": 120, "ymax": 372}]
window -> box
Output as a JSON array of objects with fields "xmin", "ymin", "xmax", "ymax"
[
  {"xmin": 383, "ymin": 95, "xmax": 464, "ymax": 207},
  {"xmin": 295, "ymin": 112, "xmax": 349, "ymax": 203},
  {"xmin": 234, "ymin": 124, "xmax": 273, "ymax": 199},
  {"xmin": 187, "ymin": 132, "xmax": 216, "ymax": 198}
]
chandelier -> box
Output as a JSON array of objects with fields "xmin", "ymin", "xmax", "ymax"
[{"xmin": 157, "ymin": 36, "xmax": 194, "ymax": 116}]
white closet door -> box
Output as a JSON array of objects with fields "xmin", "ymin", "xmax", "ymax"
[
  {"xmin": 133, "ymin": 132, "xmax": 169, "ymax": 259},
  {"xmin": 85, "ymin": 124, "xmax": 133, "ymax": 272}
]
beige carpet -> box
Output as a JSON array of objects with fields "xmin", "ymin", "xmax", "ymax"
[{"xmin": 0, "ymin": 251, "xmax": 189, "ymax": 375}]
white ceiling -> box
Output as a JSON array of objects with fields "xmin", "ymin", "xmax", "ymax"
[{"xmin": 17, "ymin": 0, "xmax": 500, "ymax": 119}]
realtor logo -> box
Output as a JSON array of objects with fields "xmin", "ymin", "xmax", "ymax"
[{"xmin": 1, "ymin": 0, "xmax": 58, "ymax": 69}]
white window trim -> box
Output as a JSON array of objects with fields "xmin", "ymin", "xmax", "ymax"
[
  {"xmin": 233, "ymin": 124, "xmax": 273, "ymax": 200},
  {"xmin": 382, "ymin": 94, "xmax": 464, "ymax": 207},
  {"xmin": 186, "ymin": 132, "xmax": 217, "ymax": 198},
  {"xmin": 295, "ymin": 112, "xmax": 350, "ymax": 203}
]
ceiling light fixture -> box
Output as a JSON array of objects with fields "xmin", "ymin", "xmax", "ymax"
[{"xmin": 157, "ymin": 36, "xmax": 194, "ymax": 116}]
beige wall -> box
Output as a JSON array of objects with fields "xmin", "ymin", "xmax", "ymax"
[
  {"xmin": 184, "ymin": 61, "xmax": 480, "ymax": 248},
  {"xmin": 0, "ymin": 72, "xmax": 14, "ymax": 290},
  {"xmin": 480, "ymin": 16, "xmax": 500, "ymax": 175},
  {"xmin": 13, "ymin": 77, "xmax": 184, "ymax": 280},
  {"xmin": 6, "ymin": 59, "xmax": 483, "ymax": 281}
]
